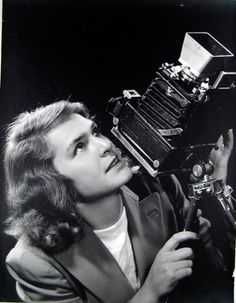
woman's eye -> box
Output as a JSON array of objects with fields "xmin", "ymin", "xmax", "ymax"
[{"xmin": 75, "ymin": 142, "xmax": 86, "ymax": 154}]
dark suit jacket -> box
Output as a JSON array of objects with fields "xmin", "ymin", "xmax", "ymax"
[{"xmin": 6, "ymin": 176, "xmax": 233, "ymax": 303}]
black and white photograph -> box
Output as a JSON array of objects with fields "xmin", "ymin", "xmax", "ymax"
[{"xmin": 0, "ymin": 1, "xmax": 235, "ymax": 302}]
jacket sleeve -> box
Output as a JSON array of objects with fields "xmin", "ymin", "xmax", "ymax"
[{"xmin": 6, "ymin": 243, "xmax": 84, "ymax": 302}]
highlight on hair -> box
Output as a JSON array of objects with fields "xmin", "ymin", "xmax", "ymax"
[{"xmin": 4, "ymin": 100, "xmax": 90, "ymax": 254}]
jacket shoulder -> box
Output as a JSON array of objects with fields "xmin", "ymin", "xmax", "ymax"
[
  {"xmin": 6, "ymin": 237, "xmax": 76, "ymax": 301},
  {"xmin": 6, "ymin": 236, "xmax": 54, "ymax": 276}
]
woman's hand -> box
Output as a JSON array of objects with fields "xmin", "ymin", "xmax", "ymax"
[
  {"xmin": 140, "ymin": 231, "xmax": 199, "ymax": 302},
  {"xmin": 208, "ymin": 129, "xmax": 234, "ymax": 182}
]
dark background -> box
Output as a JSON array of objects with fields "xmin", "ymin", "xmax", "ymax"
[{"xmin": 0, "ymin": 0, "xmax": 236, "ymax": 301}]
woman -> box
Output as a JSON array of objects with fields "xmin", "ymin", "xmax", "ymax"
[{"xmin": 4, "ymin": 100, "xmax": 235, "ymax": 302}]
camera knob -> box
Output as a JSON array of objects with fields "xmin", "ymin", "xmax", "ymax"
[{"xmin": 192, "ymin": 161, "xmax": 214, "ymax": 178}]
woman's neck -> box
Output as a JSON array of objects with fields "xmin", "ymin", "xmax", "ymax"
[{"xmin": 75, "ymin": 190, "xmax": 123, "ymax": 230}]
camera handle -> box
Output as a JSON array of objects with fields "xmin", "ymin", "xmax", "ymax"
[{"xmin": 184, "ymin": 161, "xmax": 236, "ymax": 232}]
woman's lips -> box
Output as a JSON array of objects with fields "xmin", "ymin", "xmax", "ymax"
[{"xmin": 106, "ymin": 156, "xmax": 120, "ymax": 172}]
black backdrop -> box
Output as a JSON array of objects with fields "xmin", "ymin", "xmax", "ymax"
[{"xmin": 0, "ymin": 0, "xmax": 236, "ymax": 301}]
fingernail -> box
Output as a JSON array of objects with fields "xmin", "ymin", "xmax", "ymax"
[{"xmin": 131, "ymin": 165, "xmax": 141, "ymax": 173}]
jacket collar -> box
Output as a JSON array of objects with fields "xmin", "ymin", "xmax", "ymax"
[{"xmin": 54, "ymin": 185, "xmax": 166, "ymax": 303}]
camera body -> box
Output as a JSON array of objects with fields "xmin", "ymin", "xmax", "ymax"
[{"xmin": 107, "ymin": 32, "xmax": 236, "ymax": 176}]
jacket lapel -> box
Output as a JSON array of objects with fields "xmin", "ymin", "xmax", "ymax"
[
  {"xmin": 54, "ymin": 220, "xmax": 135, "ymax": 303},
  {"xmin": 121, "ymin": 186, "xmax": 167, "ymax": 284}
]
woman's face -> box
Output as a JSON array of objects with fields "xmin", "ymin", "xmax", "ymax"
[{"xmin": 46, "ymin": 113, "xmax": 133, "ymax": 202}]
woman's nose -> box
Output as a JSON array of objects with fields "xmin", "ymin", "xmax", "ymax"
[{"xmin": 97, "ymin": 136, "xmax": 112, "ymax": 157}]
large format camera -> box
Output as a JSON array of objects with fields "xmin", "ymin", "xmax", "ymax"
[{"xmin": 107, "ymin": 32, "xmax": 236, "ymax": 177}]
